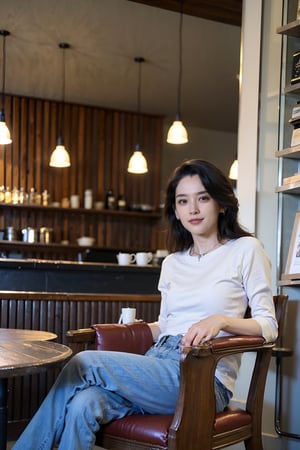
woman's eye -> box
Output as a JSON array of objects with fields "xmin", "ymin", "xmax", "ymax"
[{"xmin": 199, "ymin": 195, "xmax": 210, "ymax": 202}]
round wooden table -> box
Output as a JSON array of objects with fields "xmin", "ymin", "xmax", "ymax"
[{"xmin": 0, "ymin": 328, "xmax": 72, "ymax": 450}]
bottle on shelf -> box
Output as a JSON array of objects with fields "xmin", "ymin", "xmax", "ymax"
[
  {"xmin": 84, "ymin": 189, "xmax": 93, "ymax": 209},
  {"xmin": 0, "ymin": 185, "xmax": 5, "ymax": 202},
  {"xmin": 19, "ymin": 187, "xmax": 27, "ymax": 204},
  {"xmin": 117, "ymin": 194, "xmax": 127, "ymax": 210},
  {"xmin": 12, "ymin": 187, "xmax": 19, "ymax": 204},
  {"xmin": 42, "ymin": 190, "xmax": 49, "ymax": 206},
  {"xmin": 29, "ymin": 187, "xmax": 36, "ymax": 204},
  {"xmin": 4, "ymin": 187, "xmax": 11, "ymax": 203},
  {"xmin": 105, "ymin": 189, "xmax": 116, "ymax": 210}
]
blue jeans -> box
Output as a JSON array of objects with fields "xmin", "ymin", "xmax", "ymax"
[{"xmin": 13, "ymin": 335, "xmax": 231, "ymax": 450}]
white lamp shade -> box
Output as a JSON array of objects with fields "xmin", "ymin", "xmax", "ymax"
[
  {"xmin": 0, "ymin": 120, "xmax": 12, "ymax": 145},
  {"xmin": 167, "ymin": 120, "xmax": 188, "ymax": 144},
  {"xmin": 229, "ymin": 159, "xmax": 238, "ymax": 180},
  {"xmin": 49, "ymin": 144, "xmax": 71, "ymax": 168},
  {"xmin": 127, "ymin": 150, "xmax": 148, "ymax": 174}
]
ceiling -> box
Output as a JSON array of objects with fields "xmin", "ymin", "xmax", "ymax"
[
  {"xmin": 0, "ymin": 0, "xmax": 242, "ymax": 133},
  {"xmin": 130, "ymin": 0, "xmax": 242, "ymax": 26}
]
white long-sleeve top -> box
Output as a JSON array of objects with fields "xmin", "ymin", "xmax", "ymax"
[{"xmin": 156, "ymin": 236, "xmax": 278, "ymax": 394}]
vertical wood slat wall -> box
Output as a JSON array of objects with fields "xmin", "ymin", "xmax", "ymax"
[{"xmin": 0, "ymin": 94, "xmax": 164, "ymax": 252}]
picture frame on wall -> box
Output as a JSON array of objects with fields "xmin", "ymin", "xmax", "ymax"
[{"xmin": 283, "ymin": 211, "xmax": 300, "ymax": 279}]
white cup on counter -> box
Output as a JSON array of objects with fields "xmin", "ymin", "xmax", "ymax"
[
  {"xmin": 118, "ymin": 307, "xmax": 136, "ymax": 324},
  {"xmin": 136, "ymin": 252, "xmax": 153, "ymax": 266},
  {"xmin": 117, "ymin": 252, "xmax": 136, "ymax": 265}
]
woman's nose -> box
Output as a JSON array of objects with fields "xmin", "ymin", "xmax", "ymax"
[{"xmin": 189, "ymin": 201, "xmax": 199, "ymax": 214}]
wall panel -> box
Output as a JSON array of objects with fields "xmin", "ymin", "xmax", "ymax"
[{"xmin": 0, "ymin": 94, "xmax": 164, "ymax": 253}]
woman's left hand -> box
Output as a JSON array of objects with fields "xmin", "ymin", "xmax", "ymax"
[{"xmin": 181, "ymin": 315, "xmax": 226, "ymax": 346}]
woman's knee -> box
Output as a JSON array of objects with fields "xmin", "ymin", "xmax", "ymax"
[{"xmin": 66, "ymin": 386, "xmax": 102, "ymax": 420}]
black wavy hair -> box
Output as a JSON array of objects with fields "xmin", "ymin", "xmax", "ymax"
[{"xmin": 164, "ymin": 159, "xmax": 252, "ymax": 253}]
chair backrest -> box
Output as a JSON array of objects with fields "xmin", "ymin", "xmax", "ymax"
[
  {"xmin": 245, "ymin": 294, "xmax": 288, "ymax": 342},
  {"xmin": 273, "ymin": 294, "xmax": 289, "ymax": 346}
]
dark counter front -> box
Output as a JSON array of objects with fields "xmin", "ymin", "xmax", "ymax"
[{"xmin": 0, "ymin": 259, "xmax": 161, "ymax": 294}]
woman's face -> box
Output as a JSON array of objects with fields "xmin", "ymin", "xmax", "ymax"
[{"xmin": 174, "ymin": 175, "xmax": 222, "ymax": 239}]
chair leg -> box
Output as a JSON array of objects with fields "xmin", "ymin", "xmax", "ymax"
[{"xmin": 245, "ymin": 435, "xmax": 263, "ymax": 450}]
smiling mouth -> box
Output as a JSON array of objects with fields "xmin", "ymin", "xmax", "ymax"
[{"xmin": 189, "ymin": 218, "xmax": 203, "ymax": 224}]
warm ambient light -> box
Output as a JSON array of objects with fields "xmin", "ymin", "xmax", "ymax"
[
  {"xmin": 49, "ymin": 42, "xmax": 71, "ymax": 168},
  {"xmin": 0, "ymin": 110, "xmax": 12, "ymax": 145},
  {"xmin": 229, "ymin": 159, "xmax": 238, "ymax": 180},
  {"xmin": 127, "ymin": 56, "xmax": 148, "ymax": 174},
  {"xmin": 0, "ymin": 30, "xmax": 12, "ymax": 145},
  {"xmin": 49, "ymin": 137, "xmax": 71, "ymax": 168},
  {"xmin": 128, "ymin": 147, "xmax": 148, "ymax": 174},
  {"xmin": 167, "ymin": 119, "xmax": 188, "ymax": 144},
  {"xmin": 166, "ymin": 1, "xmax": 188, "ymax": 144}
]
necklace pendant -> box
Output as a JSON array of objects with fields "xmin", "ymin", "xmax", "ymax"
[{"xmin": 197, "ymin": 252, "xmax": 207, "ymax": 261}]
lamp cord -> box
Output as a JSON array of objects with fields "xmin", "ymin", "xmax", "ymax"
[
  {"xmin": 1, "ymin": 32, "xmax": 7, "ymax": 111},
  {"xmin": 177, "ymin": 0, "xmax": 184, "ymax": 119},
  {"xmin": 135, "ymin": 56, "xmax": 144, "ymax": 149},
  {"xmin": 58, "ymin": 43, "xmax": 69, "ymax": 140}
]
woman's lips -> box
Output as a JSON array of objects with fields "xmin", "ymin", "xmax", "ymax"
[{"xmin": 189, "ymin": 218, "xmax": 202, "ymax": 225}]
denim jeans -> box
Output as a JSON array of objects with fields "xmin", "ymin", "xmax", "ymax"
[{"xmin": 13, "ymin": 334, "xmax": 231, "ymax": 450}]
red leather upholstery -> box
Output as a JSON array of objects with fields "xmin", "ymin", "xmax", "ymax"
[
  {"xmin": 92, "ymin": 322, "xmax": 153, "ymax": 354},
  {"xmin": 103, "ymin": 414, "xmax": 173, "ymax": 447},
  {"xmin": 101, "ymin": 408, "xmax": 251, "ymax": 446}
]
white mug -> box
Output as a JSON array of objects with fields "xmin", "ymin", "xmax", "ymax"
[
  {"xmin": 118, "ymin": 307, "xmax": 136, "ymax": 324},
  {"xmin": 136, "ymin": 252, "xmax": 153, "ymax": 266},
  {"xmin": 116, "ymin": 252, "xmax": 136, "ymax": 265}
]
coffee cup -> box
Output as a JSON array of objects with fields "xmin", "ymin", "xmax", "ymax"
[
  {"xmin": 136, "ymin": 252, "xmax": 153, "ymax": 266},
  {"xmin": 118, "ymin": 307, "xmax": 136, "ymax": 324},
  {"xmin": 155, "ymin": 249, "xmax": 168, "ymax": 258},
  {"xmin": 116, "ymin": 252, "xmax": 136, "ymax": 265}
]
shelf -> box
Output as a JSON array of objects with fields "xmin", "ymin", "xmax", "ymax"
[
  {"xmin": 275, "ymin": 144, "xmax": 300, "ymax": 158},
  {"xmin": 278, "ymin": 278, "xmax": 300, "ymax": 286},
  {"xmin": 0, "ymin": 203, "xmax": 162, "ymax": 219},
  {"xmin": 277, "ymin": 19, "xmax": 300, "ymax": 37},
  {"xmin": 275, "ymin": 182, "xmax": 300, "ymax": 194},
  {"xmin": 284, "ymin": 82, "xmax": 300, "ymax": 94},
  {"xmin": 0, "ymin": 240, "xmax": 89, "ymax": 256}
]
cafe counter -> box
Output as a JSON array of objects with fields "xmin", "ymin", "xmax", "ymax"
[{"xmin": 0, "ymin": 258, "xmax": 160, "ymax": 294}]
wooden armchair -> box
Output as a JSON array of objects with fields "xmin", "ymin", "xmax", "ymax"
[{"xmin": 66, "ymin": 294, "xmax": 287, "ymax": 450}]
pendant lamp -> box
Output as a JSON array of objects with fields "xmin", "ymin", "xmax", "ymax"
[
  {"xmin": 49, "ymin": 42, "xmax": 71, "ymax": 168},
  {"xmin": 167, "ymin": 0, "xmax": 188, "ymax": 144},
  {"xmin": 229, "ymin": 159, "xmax": 238, "ymax": 180},
  {"xmin": 0, "ymin": 30, "xmax": 12, "ymax": 145},
  {"xmin": 127, "ymin": 57, "xmax": 148, "ymax": 174}
]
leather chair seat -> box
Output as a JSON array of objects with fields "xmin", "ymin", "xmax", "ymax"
[
  {"xmin": 103, "ymin": 414, "xmax": 173, "ymax": 447},
  {"xmin": 102, "ymin": 407, "xmax": 251, "ymax": 447}
]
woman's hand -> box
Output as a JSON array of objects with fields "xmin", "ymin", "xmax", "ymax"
[
  {"xmin": 181, "ymin": 314, "xmax": 263, "ymax": 346},
  {"xmin": 181, "ymin": 315, "xmax": 227, "ymax": 346}
]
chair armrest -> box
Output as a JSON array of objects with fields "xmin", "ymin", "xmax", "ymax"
[
  {"xmin": 168, "ymin": 335, "xmax": 274, "ymax": 450},
  {"xmin": 189, "ymin": 335, "xmax": 270, "ymax": 357},
  {"xmin": 66, "ymin": 322, "xmax": 153, "ymax": 355},
  {"xmin": 92, "ymin": 322, "xmax": 153, "ymax": 354},
  {"xmin": 66, "ymin": 328, "xmax": 97, "ymax": 353}
]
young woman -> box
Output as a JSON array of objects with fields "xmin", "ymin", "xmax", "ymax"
[{"xmin": 13, "ymin": 159, "xmax": 277, "ymax": 450}]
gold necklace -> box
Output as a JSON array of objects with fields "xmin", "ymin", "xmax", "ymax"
[{"xmin": 190, "ymin": 241, "xmax": 223, "ymax": 261}]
